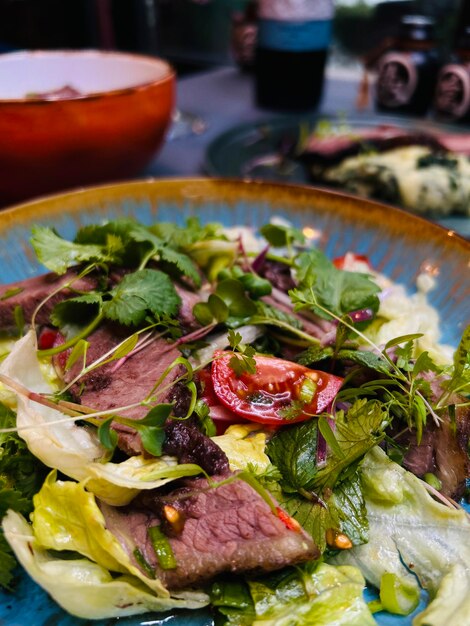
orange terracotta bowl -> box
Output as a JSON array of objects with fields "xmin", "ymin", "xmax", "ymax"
[{"xmin": 0, "ymin": 50, "xmax": 175, "ymax": 207}]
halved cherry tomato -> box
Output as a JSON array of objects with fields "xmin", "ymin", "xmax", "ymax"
[
  {"xmin": 333, "ymin": 253, "xmax": 371, "ymax": 271},
  {"xmin": 38, "ymin": 327, "xmax": 59, "ymax": 350},
  {"xmin": 211, "ymin": 352, "xmax": 343, "ymax": 426}
]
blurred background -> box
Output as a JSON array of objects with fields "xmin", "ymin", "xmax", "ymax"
[{"xmin": 0, "ymin": 0, "xmax": 463, "ymax": 76}]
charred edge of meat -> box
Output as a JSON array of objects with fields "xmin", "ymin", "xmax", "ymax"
[{"xmin": 163, "ymin": 421, "xmax": 229, "ymax": 476}]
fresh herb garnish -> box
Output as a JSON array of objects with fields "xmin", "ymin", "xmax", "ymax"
[{"xmin": 291, "ymin": 249, "xmax": 381, "ymax": 320}]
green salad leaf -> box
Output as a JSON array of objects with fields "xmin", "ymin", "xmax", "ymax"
[
  {"xmin": 213, "ymin": 562, "xmax": 376, "ymax": 626},
  {"xmin": 2, "ymin": 510, "xmax": 209, "ymax": 619},
  {"xmin": 291, "ymin": 249, "xmax": 381, "ymax": 320},
  {"xmin": 334, "ymin": 447, "xmax": 470, "ymax": 624}
]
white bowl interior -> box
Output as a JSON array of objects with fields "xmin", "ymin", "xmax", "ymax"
[{"xmin": 0, "ymin": 51, "xmax": 172, "ymax": 99}]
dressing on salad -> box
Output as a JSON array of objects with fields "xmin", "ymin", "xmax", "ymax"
[{"xmin": 0, "ymin": 217, "xmax": 468, "ymax": 626}]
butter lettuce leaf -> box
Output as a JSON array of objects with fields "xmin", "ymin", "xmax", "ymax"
[
  {"xmin": 333, "ymin": 446, "xmax": 470, "ymax": 625},
  {"xmin": 2, "ymin": 510, "xmax": 208, "ymax": 619},
  {"xmin": 31, "ymin": 472, "xmax": 168, "ymax": 595},
  {"xmin": 0, "ymin": 331, "xmax": 108, "ymax": 481},
  {"xmin": 87, "ymin": 454, "xmax": 203, "ymax": 505},
  {"xmin": 212, "ymin": 424, "xmax": 271, "ymax": 472}
]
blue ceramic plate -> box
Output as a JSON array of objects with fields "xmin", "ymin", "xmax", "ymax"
[
  {"xmin": 0, "ymin": 178, "xmax": 469, "ymax": 626},
  {"xmin": 205, "ymin": 115, "xmax": 470, "ymax": 239}
]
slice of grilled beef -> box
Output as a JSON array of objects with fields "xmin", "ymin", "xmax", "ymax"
[
  {"xmin": 65, "ymin": 323, "xmax": 184, "ymax": 456},
  {"xmin": 100, "ymin": 474, "xmax": 318, "ymax": 589},
  {"xmin": 297, "ymin": 125, "xmax": 446, "ymax": 171},
  {"xmin": 0, "ymin": 270, "xmax": 98, "ymax": 327},
  {"xmin": 392, "ymin": 376, "xmax": 470, "ymax": 499}
]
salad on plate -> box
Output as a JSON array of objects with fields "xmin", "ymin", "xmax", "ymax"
[{"xmin": 0, "ymin": 216, "xmax": 468, "ymax": 626}]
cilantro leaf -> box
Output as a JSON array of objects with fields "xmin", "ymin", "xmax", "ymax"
[
  {"xmin": 104, "ymin": 269, "xmax": 181, "ymax": 326},
  {"xmin": 50, "ymin": 293, "xmax": 102, "ymax": 328},
  {"xmin": 31, "ymin": 226, "xmax": 122, "ymax": 274},
  {"xmin": 153, "ymin": 217, "xmax": 225, "ymax": 249},
  {"xmin": 158, "ymin": 246, "xmax": 201, "ymax": 287},
  {"xmin": 291, "ymin": 249, "xmax": 381, "ymax": 320},
  {"xmin": 228, "ymin": 329, "xmax": 257, "ymax": 375}
]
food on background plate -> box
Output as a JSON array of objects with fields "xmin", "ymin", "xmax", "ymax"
[
  {"xmin": 297, "ymin": 124, "xmax": 470, "ymax": 216},
  {"xmin": 0, "ymin": 217, "xmax": 469, "ymax": 624},
  {"xmin": 25, "ymin": 85, "xmax": 83, "ymax": 100}
]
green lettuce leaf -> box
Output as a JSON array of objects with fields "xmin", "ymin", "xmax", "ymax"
[
  {"xmin": 211, "ymin": 424, "xmax": 271, "ymax": 472},
  {"xmin": 31, "ymin": 472, "xmax": 173, "ymax": 595},
  {"xmin": 0, "ymin": 332, "xmax": 108, "ymax": 482},
  {"xmin": 2, "ymin": 510, "xmax": 208, "ymax": 619},
  {"xmin": 86, "ymin": 454, "xmax": 204, "ymax": 506},
  {"xmin": 333, "ymin": 446, "xmax": 470, "ymax": 625}
]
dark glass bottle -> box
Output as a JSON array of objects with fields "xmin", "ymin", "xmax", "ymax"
[
  {"xmin": 254, "ymin": 0, "xmax": 333, "ymax": 112},
  {"xmin": 231, "ymin": 1, "xmax": 258, "ymax": 72},
  {"xmin": 434, "ymin": 26, "xmax": 470, "ymax": 122},
  {"xmin": 375, "ymin": 15, "xmax": 439, "ymax": 116}
]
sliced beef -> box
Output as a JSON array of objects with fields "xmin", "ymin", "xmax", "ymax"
[
  {"xmin": 392, "ymin": 377, "xmax": 470, "ymax": 499},
  {"xmin": 298, "ymin": 125, "xmax": 446, "ymax": 170},
  {"xmin": 0, "ymin": 270, "xmax": 97, "ymax": 327},
  {"xmin": 65, "ymin": 323, "xmax": 184, "ymax": 456},
  {"xmin": 100, "ymin": 474, "xmax": 318, "ymax": 589},
  {"xmin": 163, "ymin": 421, "xmax": 229, "ymax": 475},
  {"xmin": 174, "ymin": 284, "xmax": 201, "ymax": 331}
]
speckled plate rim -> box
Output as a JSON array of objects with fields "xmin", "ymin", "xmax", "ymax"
[{"xmin": 0, "ymin": 176, "xmax": 468, "ymax": 248}]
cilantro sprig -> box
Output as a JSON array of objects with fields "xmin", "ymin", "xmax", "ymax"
[
  {"xmin": 40, "ymin": 269, "xmax": 181, "ymax": 357},
  {"xmin": 227, "ymin": 329, "xmax": 257, "ymax": 376},
  {"xmin": 31, "ymin": 219, "xmax": 201, "ymax": 286},
  {"xmin": 291, "ymin": 249, "xmax": 381, "ymax": 321}
]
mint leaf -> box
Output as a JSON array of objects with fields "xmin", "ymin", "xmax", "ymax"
[
  {"xmin": 292, "ymin": 249, "xmax": 381, "ymax": 320},
  {"xmin": 441, "ymin": 325, "xmax": 470, "ymax": 400},
  {"xmin": 266, "ymin": 420, "xmax": 318, "ymax": 491},
  {"xmin": 31, "ymin": 226, "xmax": 121, "ymax": 274},
  {"xmin": 266, "ymin": 474, "xmax": 367, "ymax": 553},
  {"xmin": 254, "ymin": 301, "xmax": 302, "ymax": 329},
  {"xmin": 312, "ymin": 399, "xmax": 387, "ymax": 491},
  {"xmin": 104, "ymin": 269, "xmax": 181, "ymax": 326}
]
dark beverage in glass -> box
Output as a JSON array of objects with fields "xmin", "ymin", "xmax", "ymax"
[{"xmin": 254, "ymin": 0, "xmax": 333, "ymax": 112}]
